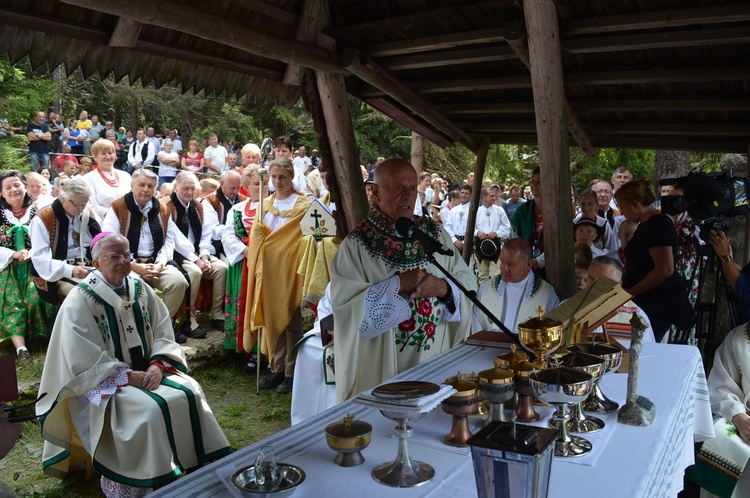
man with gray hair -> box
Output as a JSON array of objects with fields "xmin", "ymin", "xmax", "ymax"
[
  {"xmin": 25, "ymin": 171, "xmax": 53, "ymax": 208},
  {"xmin": 29, "ymin": 177, "xmax": 101, "ymax": 302},
  {"xmin": 202, "ymin": 170, "xmax": 245, "ymax": 259},
  {"xmin": 101, "ymin": 169, "xmax": 191, "ymax": 342},
  {"xmin": 164, "ymin": 171, "xmax": 228, "ymax": 335}
]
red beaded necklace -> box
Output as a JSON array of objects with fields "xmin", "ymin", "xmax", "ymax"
[
  {"xmin": 96, "ymin": 166, "xmax": 120, "ymax": 188},
  {"xmin": 10, "ymin": 206, "xmax": 27, "ymax": 219}
]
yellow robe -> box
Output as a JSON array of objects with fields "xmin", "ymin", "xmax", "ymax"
[{"xmin": 243, "ymin": 193, "xmax": 310, "ymax": 368}]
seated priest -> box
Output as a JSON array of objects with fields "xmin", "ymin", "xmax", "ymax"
[
  {"xmin": 29, "ymin": 177, "xmax": 100, "ymax": 303},
  {"xmin": 164, "ymin": 171, "xmax": 227, "ymax": 336},
  {"xmin": 687, "ymin": 322, "xmax": 750, "ymax": 497},
  {"xmin": 201, "ymin": 170, "xmax": 245, "ymax": 261},
  {"xmin": 471, "ymin": 237, "xmax": 559, "ymax": 334},
  {"xmin": 330, "ymin": 158, "xmax": 475, "ymax": 403},
  {"xmin": 101, "ymin": 169, "xmax": 190, "ymax": 341},
  {"xmin": 36, "ymin": 233, "xmax": 231, "ymax": 498}
]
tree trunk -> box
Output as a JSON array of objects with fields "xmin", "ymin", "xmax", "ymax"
[
  {"xmin": 653, "ymin": 150, "xmax": 691, "ymax": 187},
  {"xmin": 411, "ymin": 132, "xmax": 424, "ymax": 173}
]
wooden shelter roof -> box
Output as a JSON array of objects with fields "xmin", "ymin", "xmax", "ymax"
[{"xmin": 1, "ymin": 0, "xmax": 749, "ymax": 153}]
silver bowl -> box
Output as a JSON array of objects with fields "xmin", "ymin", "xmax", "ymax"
[{"xmin": 230, "ymin": 463, "xmax": 305, "ymax": 497}]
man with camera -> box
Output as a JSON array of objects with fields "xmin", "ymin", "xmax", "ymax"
[{"xmin": 709, "ymin": 229, "xmax": 750, "ymax": 324}]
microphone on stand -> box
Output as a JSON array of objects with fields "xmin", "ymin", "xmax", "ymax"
[{"xmin": 395, "ymin": 217, "xmax": 454, "ymax": 257}]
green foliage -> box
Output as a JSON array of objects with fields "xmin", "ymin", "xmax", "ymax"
[
  {"xmin": 351, "ymin": 100, "xmax": 410, "ymax": 163},
  {"xmin": 0, "ymin": 55, "xmax": 54, "ymax": 125},
  {"xmin": 570, "ymin": 148, "xmax": 655, "ymax": 189},
  {"xmin": 0, "ymin": 139, "xmax": 29, "ymax": 172}
]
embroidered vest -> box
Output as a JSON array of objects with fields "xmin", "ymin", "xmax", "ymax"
[{"xmin": 110, "ymin": 194, "xmax": 169, "ymax": 257}]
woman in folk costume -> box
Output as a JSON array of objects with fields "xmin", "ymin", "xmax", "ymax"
[
  {"xmin": 0, "ymin": 170, "xmax": 54, "ymax": 364},
  {"xmin": 82, "ymin": 139, "xmax": 132, "ymax": 219},
  {"xmin": 222, "ymin": 167, "xmax": 265, "ymax": 352},
  {"xmin": 243, "ymin": 157, "xmax": 310, "ymax": 393},
  {"xmin": 37, "ymin": 233, "xmax": 230, "ymax": 498}
]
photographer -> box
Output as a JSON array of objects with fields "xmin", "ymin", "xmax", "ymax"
[{"xmin": 709, "ymin": 229, "xmax": 750, "ymax": 324}]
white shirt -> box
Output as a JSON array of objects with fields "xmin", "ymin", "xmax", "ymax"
[
  {"xmin": 127, "ymin": 139, "xmax": 155, "ymax": 169},
  {"xmin": 443, "ymin": 202, "xmax": 470, "ymax": 241},
  {"xmin": 157, "ymin": 150, "xmax": 180, "ymax": 178},
  {"xmin": 475, "ymin": 204, "xmax": 511, "ymax": 239},
  {"xmin": 29, "ymin": 208, "xmax": 99, "ymax": 281},
  {"xmin": 222, "ymin": 200, "xmax": 257, "ymax": 266},
  {"xmin": 203, "ymin": 144, "xmax": 228, "ymax": 172},
  {"xmin": 82, "ymin": 169, "xmax": 132, "ymax": 219},
  {"xmin": 293, "ymin": 156, "xmax": 312, "ymax": 173},
  {"xmin": 263, "ymin": 195, "xmax": 298, "ymax": 232},
  {"xmin": 171, "ymin": 197, "xmax": 212, "ymax": 260},
  {"xmin": 101, "ymin": 200, "xmax": 175, "ymax": 265}
]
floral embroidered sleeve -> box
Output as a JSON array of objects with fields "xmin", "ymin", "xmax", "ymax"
[{"xmin": 360, "ymin": 275, "xmax": 411, "ymax": 340}]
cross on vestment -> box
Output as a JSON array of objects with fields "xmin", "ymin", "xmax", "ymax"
[
  {"xmin": 126, "ymin": 325, "xmax": 134, "ymax": 334},
  {"xmin": 310, "ymin": 209, "xmax": 323, "ymax": 229}
]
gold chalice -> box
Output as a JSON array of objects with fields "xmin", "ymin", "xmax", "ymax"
[
  {"xmin": 441, "ymin": 371, "xmax": 479, "ymax": 447},
  {"xmin": 518, "ymin": 306, "xmax": 564, "ymax": 369}
]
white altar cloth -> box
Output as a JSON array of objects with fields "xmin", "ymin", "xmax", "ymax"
[{"xmin": 149, "ymin": 342, "xmax": 712, "ymax": 498}]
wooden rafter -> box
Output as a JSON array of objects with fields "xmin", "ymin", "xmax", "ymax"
[
  {"xmin": 109, "ymin": 18, "xmax": 142, "ymax": 48},
  {"xmin": 341, "ymin": 47, "xmax": 478, "ymax": 150},
  {"xmin": 363, "ymin": 98, "xmax": 453, "ymax": 148},
  {"xmin": 565, "ymin": 26, "xmax": 750, "ymax": 54},
  {"xmin": 363, "ymin": 28, "xmax": 507, "ymax": 58},
  {"xmin": 382, "ymin": 46, "xmax": 517, "ymax": 71},
  {"xmin": 561, "ymin": 3, "xmax": 750, "ymax": 36},
  {"xmin": 231, "ymin": 0, "xmax": 298, "ymax": 25},
  {"xmin": 502, "ymin": 19, "xmax": 595, "ymax": 158},
  {"xmin": 283, "ymin": 0, "xmax": 325, "ymax": 86},
  {"xmin": 58, "ymin": 0, "xmax": 346, "ymax": 75}
]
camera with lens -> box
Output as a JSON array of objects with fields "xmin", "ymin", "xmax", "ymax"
[{"xmin": 660, "ymin": 170, "xmax": 750, "ymax": 242}]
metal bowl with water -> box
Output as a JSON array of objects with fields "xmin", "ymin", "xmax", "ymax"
[{"xmin": 230, "ymin": 463, "xmax": 305, "ymax": 497}]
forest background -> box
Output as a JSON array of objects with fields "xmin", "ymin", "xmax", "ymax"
[{"xmin": 0, "ymin": 54, "xmax": 729, "ymax": 189}]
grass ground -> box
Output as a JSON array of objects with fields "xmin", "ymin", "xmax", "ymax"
[{"xmin": 0, "ymin": 341, "xmax": 294, "ymax": 497}]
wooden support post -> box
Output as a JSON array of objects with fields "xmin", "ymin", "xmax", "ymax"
[
  {"xmin": 411, "ymin": 132, "xmax": 424, "ymax": 173},
  {"xmin": 503, "ymin": 19, "xmax": 596, "ymax": 159},
  {"xmin": 314, "ymin": 71, "xmax": 368, "ymax": 233},
  {"xmin": 302, "ymin": 75, "xmax": 348, "ymax": 237},
  {"xmin": 463, "ymin": 138, "xmax": 490, "ymax": 264},
  {"xmin": 524, "ymin": 0, "xmax": 576, "ymax": 299},
  {"xmin": 109, "ymin": 18, "xmax": 142, "ymax": 48}
]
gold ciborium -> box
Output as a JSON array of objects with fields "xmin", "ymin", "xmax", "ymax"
[
  {"xmin": 325, "ymin": 413, "xmax": 372, "ymax": 467},
  {"xmin": 518, "ymin": 306, "xmax": 564, "ymax": 369},
  {"xmin": 441, "ymin": 371, "xmax": 479, "ymax": 447}
]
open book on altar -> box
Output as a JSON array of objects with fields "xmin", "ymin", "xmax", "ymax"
[{"xmin": 544, "ymin": 276, "xmax": 632, "ymax": 344}]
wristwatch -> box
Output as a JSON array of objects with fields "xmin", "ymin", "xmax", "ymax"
[{"xmin": 720, "ymin": 254, "xmax": 733, "ymax": 263}]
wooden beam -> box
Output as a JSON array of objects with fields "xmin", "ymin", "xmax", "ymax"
[
  {"xmin": 402, "ymin": 66, "xmax": 750, "ymax": 95},
  {"xmin": 411, "ymin": 132, "xmax": 424, "ymax": 172},
  {"xmin": 570, "ymin": 99, "xmax": 750, "ymax": 112},
  {"xmin": 232, "ymin": 0, "xmax": 298, "ymax": 25},
  {"xmin": 316, "ymin": 69, "xmax": 369, "ymax": 232},
  {"xmin": 463, "ymin": 137, "xmax": 490, "ymax": 264},
  {"xmin": 525, "ymin": 0, "xmax": 575, "ymax": 299},
  {"xmin": 383, "ymin": 46, "xmax": 517, "ymax": 71},
  {"xmin": 435, "ymin": 102, "xmax": 535, "ymax": 115},
  {"xmin": 363, "ymin": 98, "xmax": 453, "ymax": 148},
  {"xmin": 562, "ymin": 3, "xmax": 750, "ymax": 36},
  {"xmin": 341, "ymin": 47, "xmax": 477, "ymax": 150},
  {"xmin": 58, "ymin": 0, "xmax": 346, "ymax": 75},
  {"xmin": 565, "ymin": 26, "xmax": 750, "ymax": 55},
  {"xmin": 109, "ymin": 18, "xmax": 142, "ymax": 48},
  {"xmin": 283, "ymin": 0, "xmax": 325, "ymax": 86},
  {"xmin": 587, "ymin": 136, "xmax": 749, "ymax": 154},
  {"xmin": 363, "ymin": 28, "xmax": 507, "ymax": 58},
  {"xmin": 0, "ymin": 6, "xmax": 285, "ymax": 81},
  {"xmin": 503, "ymin": 19, "xmax": 595, "ymax": 158},
  {"xmin": 586, "ymin": 123, "xmax": 750, "ymax": 137}
]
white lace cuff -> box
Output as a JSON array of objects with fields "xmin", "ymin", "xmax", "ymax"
[
  {"xmin": 83, "ymin": 367, "xmax": 131, "ymax": 406},
  {"xmin": 442, "ymin": 278, "xmax": 462, "ymax": 322},
  {"xmin": 360, "ymin": 275, "xmax": 411, "ymax": 340}
]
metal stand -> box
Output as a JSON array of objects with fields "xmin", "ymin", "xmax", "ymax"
[
  {"xmin": 549, "ymin": 404, "xmax": 592, "ymax": 457},
  {"xmin": 372, "ymin": 410, "xmax": 434, "ymax": 487}
]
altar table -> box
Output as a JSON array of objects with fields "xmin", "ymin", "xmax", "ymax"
[{"xmin": 150, "ymin": 342, "xmax": 713, "ymax": 498}]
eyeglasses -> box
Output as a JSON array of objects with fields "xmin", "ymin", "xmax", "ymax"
[
  {"xmin": 101, "ymin": 252, "xmax": 132, "ymax": 262},
  {"xmin": 66, "ymin": 198, "xmax": 87, "ymax": 209}
]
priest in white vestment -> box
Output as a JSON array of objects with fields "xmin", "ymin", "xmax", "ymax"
[
  {"xmin": 687, "ymin": 322, "xmax": 750, "ymax": 498},
  {"xmin": 36, "ymin": 233, "xmax": 230, "ymax": 498},
  {"xmin": 330, "ymin": 159, "xmax": 475, "ymax": 403},
  {"xmin": 471, "ymin": 238, "xmax": 559, "ymax": 334}
]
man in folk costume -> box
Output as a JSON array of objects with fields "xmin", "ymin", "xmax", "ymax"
[
  {"xmin": 244, "ymin": 157, "xmax": 310, "ymax": 394},
  {"xmin": 36, "ymin": 233, "xmax": 231, "ymax": 498},
  {"xmin": 101, "ymin": 169, "xmax": 190, "ymax": 342},
  {"xmin": 164, "ymin": 171, "xmax": 227, "ymax": 336},
  {"xmin": 686, "ymin": 322, "xmax": 750, "ymax": 497},
  {"xmin": 474, "ymin": 186, "xmax": 511, "ymax": 283},
  {"xmin": 443, "ymin": 184, "xmax": 472, "ymax": 252},
  {"xmin": 471, "ymin": 238, "xmax": 559, "ymax": 334},
  {"xmin": 330, "ymin": 159, "xmax": 475, "ymax": 403},
  {"xmin": 202, "ymin": 170, "xmax": 245, "ymax": 261},
  {"xmin": 30, "ymin": 178, "xmax": 101, "ymax": 303}
]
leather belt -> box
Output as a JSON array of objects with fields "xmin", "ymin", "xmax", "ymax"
[
  {"xmin": 135, "ymin": 257, "xmax": 155, "ymax": 264},
  {"xmin": 455, "ymin": 236, "xmax": 465, "ymax": 241},
  {"xmin": 65, "ymin": 258, "xmax": 89, "ymax": 265}
]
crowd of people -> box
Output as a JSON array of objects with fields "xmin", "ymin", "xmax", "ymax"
[{"xmin": 3, "ymin": 108, "xmax": 749, "ymax": 497}]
